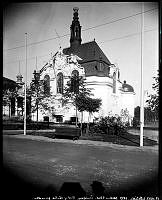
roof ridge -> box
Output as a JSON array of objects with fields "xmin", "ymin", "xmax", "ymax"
[
  {"xmin": 3, "ymin": 77, "xmax": 16, "ymax": 83},
  {"xmin": 63, "ymin": 40, "xmax": 96, "ymax": 50}
]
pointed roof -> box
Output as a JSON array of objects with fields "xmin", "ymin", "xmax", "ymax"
[{"xmin": 63, "ymin": 40, "xmax": 111, "ymax": 65}]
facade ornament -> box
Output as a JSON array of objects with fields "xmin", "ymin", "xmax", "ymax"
[
  {"xmin": 109, "ymin": 64, "xmax": 119, "ymax": 77},
  {"xmin": 69, "ymin": 54, "xmax": 82, "ymax": 64}
]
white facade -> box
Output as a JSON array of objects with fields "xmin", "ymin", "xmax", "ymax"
[{"xmin": 33, "ymin": 47, "xmax": 135, "ymax": 123}]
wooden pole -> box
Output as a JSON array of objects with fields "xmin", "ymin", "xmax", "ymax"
[
  {"xmin": 140, "ymin": 2, "xmax": 144, "ymax": 146},
  {"xmin": 75, "ymin": 100, "xmax": 78, "ymax": 127},
  {"xmin": 24, "ymin": 33, "xmax": 27, "ymax": 136}
]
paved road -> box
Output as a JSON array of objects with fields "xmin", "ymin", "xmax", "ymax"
[{"xmin": 3, "ymin": 135, "xmax": 159, "ymax": 199}]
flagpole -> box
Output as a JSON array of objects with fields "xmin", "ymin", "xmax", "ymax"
[
  {"xmin": 24, "ymin": 33, "xmax": 27, "ymax": 135},
  {"xmin": 140, "ymin": 2, "xmax": 144, "ymax": 146},
  {"xmin": 36, "ymin": 56, "xmax": 37, "ymax": 71}
]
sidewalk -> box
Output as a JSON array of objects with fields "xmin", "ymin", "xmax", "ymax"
[
  {"xmin": 3, "ymin": 129, "xmax": 55, "ymax": 134},
  {"xmin": 128, "ymin": 128, "xmax": 158, "ymax": 142},
  {"xmin": 3, "ymin": 132, "xmax": 158, "ymax": 152}
]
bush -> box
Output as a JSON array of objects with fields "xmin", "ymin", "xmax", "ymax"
[{"xmin": 91, "ymin": 116, "xmax": 128, "ymax": 135}]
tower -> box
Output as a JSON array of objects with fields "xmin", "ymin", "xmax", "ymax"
[
  {"xmin": 16, "ymin": 61, "xmax": 24, "ymax": 85},
  {"xmin": 70, "ymin": 7, "xmax": 82, "ymax": 48},
  {"xmin": 16, "ymin": 73, "xmax": 23, "ymax": 84}
]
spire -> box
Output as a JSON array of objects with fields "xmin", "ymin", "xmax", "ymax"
[
  {"xmin": 16, "ymin": 61, "xmax": 23, "ymax": 84},
  {"xmin": 70, "ymin": 7, "xmax": 82, "ymax": 48}
]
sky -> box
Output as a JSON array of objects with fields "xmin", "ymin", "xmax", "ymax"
[{"xmin": 3, "ymin": 2, "xmax": 159, "ymax": 106}]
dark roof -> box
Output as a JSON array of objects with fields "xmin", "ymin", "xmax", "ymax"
[
  {"xmin": 3, "ymin": 77, "xmax": 17, "ymax": 90},
  {"xmin": 63, "ymin": 40, "xmax": 111, "ymax": 65},
  {"xmin": 122, "ymin": 82, "xmax": 134, "ymax": 93}
]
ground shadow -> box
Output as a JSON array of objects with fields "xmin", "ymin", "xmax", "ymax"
[{"xmin": 59, "ymin": 182, "xmax": 86, "ymax": 197}]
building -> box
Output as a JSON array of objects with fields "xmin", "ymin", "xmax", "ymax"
[
  {"xmin": 32, "ymin": 7, "xmax": 135, "ymax": 123},
  {"xmin": 3, "ymin": 74, "xmax": 31, "ymax": 119}
]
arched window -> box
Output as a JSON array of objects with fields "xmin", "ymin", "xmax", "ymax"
[
  {"xmin": 71, "ymin": 70, "xmax": 79, "ymax": 94},
  {"xmin": 57, "ymin": 72, "xmax": 64, "ymax": 94},
  {"xmin": 44, "ymin": 75, "xmax": 50, "ymax": 96},
  {"xmin": 72, "ymin": 70, "xmax": 79, "ymax": 77}
]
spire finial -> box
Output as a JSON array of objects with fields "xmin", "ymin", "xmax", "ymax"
[{"xmin": 73, "ymin": 7, "xmax": 79, "ymax": 13}]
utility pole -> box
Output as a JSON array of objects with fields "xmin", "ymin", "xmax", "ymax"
[
  {"xmin": 140, "ymin": 2, "xmax": 144, "ymax": 147},
  {"xmin": 24, "ymin": 33, "xmax": 27, "ymax": 135},
  {"xmin": 75, "ymin": 100, "xmax": 78, "ymax": 127}
]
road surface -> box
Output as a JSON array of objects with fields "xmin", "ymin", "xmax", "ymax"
[{"xmin": 3, "ymin": 135, "xmax": 159, "ymax": 199}]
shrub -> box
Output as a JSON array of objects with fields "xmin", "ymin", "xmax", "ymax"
[{"xmin": 91, "ymin": 116, "xmax": 128, "ymax": 135}]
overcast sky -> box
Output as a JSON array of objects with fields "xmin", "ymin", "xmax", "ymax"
[{"xmin": 3, "ymin": 2, "xmax": 159, "ymax": 106}]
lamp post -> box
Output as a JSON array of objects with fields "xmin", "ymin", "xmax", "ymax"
[
  {"xmin": 24, "ymin": 33, "xmax": 27, "ymax": 136},
  {"xmin": 140, "ymin": 2, "xmax": 144, "ymax": 146}
]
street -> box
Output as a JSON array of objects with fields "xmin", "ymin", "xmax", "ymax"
[{"xmin": 3, "ymin": 135, "xmax": 158, "ymax": 198}]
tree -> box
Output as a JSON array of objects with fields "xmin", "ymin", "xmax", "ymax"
[
  {"xmin": 3, "ymin": 88, "xmax": 18, "ymax": 117},
  {"xmin": 134, "ymin": 106, "xmax": 156, "ymax": 126},
  {"xmin": 146, "ymin": 70, "xmax": 159, "ymax": 120},
  {"xmin": 3, "ymin": 82, "xmax": 32, "ymax": 120},
  {"xmin": 29, "ymin": 70, "xmax": 43, "ymax": 121},
  {"xmin": 75, "ymin": 93, "xmax": 102, "ymax": 134},
  {"xmin": 81, "ymin": 96, "xmax": 102, "ymax": 134},
  {"xmin": 29, "ymin": 70, "xmax": 57, "ymax": 121},
  {"xmin": 62, "ymin": 75, "xmax": 102, "ymax": 133},
  {"xmin": 62, "ymin": 75, "xmax": 92, "ymax": 127}
]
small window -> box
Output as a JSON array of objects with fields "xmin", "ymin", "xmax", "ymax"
[
  {"xmin": 70, "ymin": 117, "xmax": 78, "ymax": 123},
  {"xmin": 56, "ymin": 115, "xmax": 63, "ymax": 122},
  {"xmin": 99, "ymin": 62, "xmax": 102, "ymax": 71}
]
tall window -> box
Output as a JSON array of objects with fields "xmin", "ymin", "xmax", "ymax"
[
  {"xmin": 71, "ymin": 70, "xmax": 79, "ymax": 94},
  {"xmin": 57, "ymin": 72, "xmax": 64, "ymax": 94},
  {"xmin": 113, "ymin": 72, "xmax": 116, "ymax": 93},
  {"xmin": 44, "ymin": 75, "xmax": 50, "ymax": 96}
]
